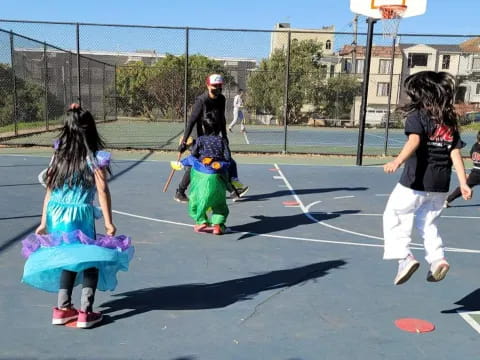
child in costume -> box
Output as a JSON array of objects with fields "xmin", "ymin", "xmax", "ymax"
[
  {"xmin": 383, "ymin": 71, "xmax": 471, "ymax": 285},
  {"xmin": 172, "ymin": 113, "xmax": 230, "ymax": 235},
  {"xmin": 21, "ymin": 104, "xmax": 134, "ymax": 328},
  {"xmin": 444, "ymin": 130, "xmax": 480, "ymax": 207}
]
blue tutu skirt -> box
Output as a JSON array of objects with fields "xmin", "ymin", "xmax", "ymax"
[{"xmin": 21, "ymin": 230, "xmax": 134, "ymax": 292}]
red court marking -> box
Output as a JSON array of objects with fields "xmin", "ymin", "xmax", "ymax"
[
  {"xmin": 269, "ymin": 168, "xmax": 279, "ymax": 171},
  {"xmin": 283, "ymin": 201, "xmax": 300, "ymax": 206},
  {"xmin": 395, "ymin": 318, "xmax": 435, "ymax": 333}
]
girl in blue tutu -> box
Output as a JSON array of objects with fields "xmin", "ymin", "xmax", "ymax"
[{"xmin": 21, "ymin": 104, "xmax": 134, "ymax": 329}]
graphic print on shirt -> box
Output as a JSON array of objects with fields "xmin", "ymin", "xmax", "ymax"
[{"xmin": 428, "ymin": 124, "xmax": 454, "ymax": 149}]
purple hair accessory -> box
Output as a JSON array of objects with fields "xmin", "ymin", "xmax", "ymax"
[{"xmin": 95, "ymin": 151, "xmax": 111, "ymax": 168}]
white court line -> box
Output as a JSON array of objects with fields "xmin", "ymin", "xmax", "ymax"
[
  {"xmin": 38, "ymin": 168, "xmax": 47, "ymax": 188},
  {"xmin": 333, "ymin": 195, "xmax": 355, "ymax": 200},
  {"xmin": 31, "ymin": 164, "xmax": 480, "ymax": 254},
  {"xmin": 365, "ymin": 132, "xmax": 405, "ymax": 146},
  {"xmin": 273, "ymin": 163, "xmax": 480, "ymax": 255},
  {"xmin": 458, "ymin": 311, "xmax": 480, "ymax": 334},
  {"xmin": 242, "ymin": 130, "xmax": 250, "ymax": 144}
]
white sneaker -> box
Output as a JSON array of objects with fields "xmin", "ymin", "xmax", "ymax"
[
  {"xmin": 443, "ymin": 200, "xmax": 450, "ymax": 208},
  {"xmin": 394, "ymin": 255, "xmax": 420, "ymax": 285},
  {"xmin": 427, "ymin": 258, "xmax": 449, "ymax": 282}
]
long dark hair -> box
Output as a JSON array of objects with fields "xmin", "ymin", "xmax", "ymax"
[
  {"xmin": 400, "ymin": 71, "xmax": 458, "ymax": 132},
  {"xmin": 46, "ymin": 106, "xmax": 108, "ymax": 189},
  {"xmin": 203, "ymin": 111, "xmax": 220, "ymax": 136}
]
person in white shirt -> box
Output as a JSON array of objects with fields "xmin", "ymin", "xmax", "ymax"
[{"xmin": 228, "ymin": 89, "xmax": 246, "ymax": 133}]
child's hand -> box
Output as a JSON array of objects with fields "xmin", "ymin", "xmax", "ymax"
[
  {"xmin": 460, "ymin": 184, "xmax": 472, "ymax": 200},
  {"xmin": 384, "ymin": 160, "xmax": 400, "ymax": 173},
  {"xmin": 35, "ymin": 224, "xmax": 47, "ymax": 235},
  {"xmin": 105, "ymin": 223, "xmax": 117, "ymax": 236}
]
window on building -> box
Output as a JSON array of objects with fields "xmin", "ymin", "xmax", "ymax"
[
  {"xmin": 379, "ymin": 59, "xmax": 392, "ymax": 74},
  {"xmin": 476, "ymin": 83, "xmax": 480, "ymax": 95},
  {"xmin": 407, "ymin": 53, "xmax": 428, "ymax": 68},
  {"xmin": 376, "ymin": 82, "xmax": 390, "ymax": 97},
  {"xmin": 473, "ymin": 57, "xmax": 480, "ymax": 70},
  {"xmin": 356, "ymin": 59, "xmax": 364, "ymax": 74},
  {"xmin": 325, "ymin": 40, "xmax": 332, "ymax": 50},
  {"xmin": 442, "ymin": 55, "xmax": 451, "ymax": 70}
]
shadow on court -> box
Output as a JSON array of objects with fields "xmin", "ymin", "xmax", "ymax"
[
  {"xmin": 99, "ymin": 260, "xmax": 346, "ymax": 323},
  {"xmin": 230, "ymin": 210, "xmax": 360, "ymax": 240},
  {"xmin": 243, "ymin": 187, "xmax": 368, "ymax": 202},
  {"xmin": 442, "ymin": 288, "xmax": 480, "ymax": 313}
]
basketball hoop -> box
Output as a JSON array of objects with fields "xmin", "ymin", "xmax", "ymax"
[{"xmin": 379, "ymin": 4, "xmax": 407, "ymax": 38}]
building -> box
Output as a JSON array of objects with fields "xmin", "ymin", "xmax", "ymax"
[{"xmin": 270, "ymin": 23, "xmax": 335, "ymax": 57}]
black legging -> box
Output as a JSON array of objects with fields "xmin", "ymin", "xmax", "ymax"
[
  {"xmin": 59, "ymin": 268, "xmax": 99, "ymax": 312},
  {"xmin": 446, "ymin": 170, "xmax": 480, "ymax": 203}
]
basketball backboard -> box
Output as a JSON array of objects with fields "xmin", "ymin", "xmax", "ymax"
[{"xmin": 350, "ymin": 0, "xmax": 427, "ymax": 19}]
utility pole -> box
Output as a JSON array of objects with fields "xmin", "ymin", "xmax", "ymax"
[{"xmin": 352, "ymin": 15, "xmax": 358, "ymax": 73}]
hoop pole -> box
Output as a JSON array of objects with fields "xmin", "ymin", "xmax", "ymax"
[{"xmin": 356, "ymin": 17, "xmax": 376, "ymax": 166}]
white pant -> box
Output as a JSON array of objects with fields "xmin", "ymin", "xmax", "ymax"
[
  {"xmin": 229, "ymin": 108, "xmax": 245, "ymax": 130},
  {"xmin": 383, "ymin": 183, "xmax": 447, "ymax": 263}
]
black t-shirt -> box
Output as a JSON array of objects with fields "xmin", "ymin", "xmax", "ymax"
[
  {"xmin": 399, "ymin": 110, "xmax": 462, "ymax": 192},
  {"xmin": 183, "ymin": 92, "xmax": 227, "ymax": 141}
]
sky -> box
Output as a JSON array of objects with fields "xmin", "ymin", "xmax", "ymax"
[{"xmin": 0, "ymin": 0, "xmax": 479, "ymax": 61}]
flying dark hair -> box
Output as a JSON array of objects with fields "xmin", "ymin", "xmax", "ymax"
[
  {"xmin": 46, "ymin": 106, "xmax": 108, "ymax": 189},
  {"xmin": 399, "ymin": 71, "xmax": 458, "ymax": 132},
  {"xmin": 203, "ymin": 111, "xmax": 220, "ymax": 136}
]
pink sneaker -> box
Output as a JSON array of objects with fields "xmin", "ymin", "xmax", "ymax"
[
  {"xmin": 76, "ymin": 310, "xmax": 103, "ymax": 329},
  {"xmin": 52, "ymin": 307, "xmax": 78, "ymax": 325},
  {"xmin": 213, "ymin": 224, "xmax": 224, "ymax": 235},
  {"xmin": 194, "ymin": 223, "xmax": 208, "ymax": 233}
]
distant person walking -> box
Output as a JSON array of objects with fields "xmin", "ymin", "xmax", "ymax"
[{"xmin": 228, "ymin": 89, "xmax": 246, "ymax": 133}]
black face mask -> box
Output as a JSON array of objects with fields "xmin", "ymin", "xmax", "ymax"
[{"xmin": 211, "ymin": 88, "xmax": 222, "ymax": 96}]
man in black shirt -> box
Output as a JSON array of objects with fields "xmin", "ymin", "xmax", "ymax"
[{"xmin": 174, "ymin": 74, "xmax": 248, "ymax": 202}]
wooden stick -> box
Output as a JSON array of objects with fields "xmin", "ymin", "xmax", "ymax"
[{"xmin": 163, "ymin": 152, "xmax": 182, "ymax": 192}]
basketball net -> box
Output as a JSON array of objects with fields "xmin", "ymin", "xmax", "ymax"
[{"xmin": 379, "ymin": 5, "xmax": 407, "ymax": 39}]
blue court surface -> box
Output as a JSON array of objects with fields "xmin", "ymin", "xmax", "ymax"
[{"xmin": 1, "ymin": 152, "xmax": 480, "ymax": 360}]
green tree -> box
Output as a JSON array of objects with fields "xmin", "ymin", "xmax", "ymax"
[
  {"xmin": 246, "ymin": 39, "xmax": 327, "ymax": 124},
  {"xmin": 116, "ymin": 55, "xmax": 234, "ymax": 120},
  {"xmin": 315, "ymin": 74, "xmax": 361, "ymax": 119}
]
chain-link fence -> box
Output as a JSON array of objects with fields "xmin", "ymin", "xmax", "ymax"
[
  {"xmin": 1, "ymin": 19, "xmax": 480, "ymax": 157},
  {"xmin": 0, "ymin": 27, "xmax": 116, "ymax": 145}
]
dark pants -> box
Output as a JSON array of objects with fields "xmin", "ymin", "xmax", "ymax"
[
  {"xmin": 177, "ymin": 159, "xmax": 239, "ymax": 194},
  {"xmin": 447, "ymin": 170, "xmax": 480, "ymax": 203},
  {"xmin": 58, "ymin": 268, "xmax": 99, "ymax": 312}
]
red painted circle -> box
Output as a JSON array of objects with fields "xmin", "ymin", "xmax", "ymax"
[
  {"xmin": 282, "ymin": 201, "xmax": 299, "ymax": 206},
  {"xmin": 395, "ymin": 318, "xmax": 435, "ymax": 333}
]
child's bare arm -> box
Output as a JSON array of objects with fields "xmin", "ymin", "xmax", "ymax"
[
  {"xmin": 450, "ymin": 148, "xmax": 472, "ymax": 200},
  {"xmin": 94, "ymin": 168, "xmax": 116, "ymax": 235},
  {"xmin": 384, "ymin": 134, "xmax": 421, "ymax": 173},
  {"xmin": 35, "ymin": 187, "xmax": 52, "ymax": 235}
]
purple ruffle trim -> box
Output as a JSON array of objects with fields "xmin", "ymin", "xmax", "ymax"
[{"xmin": 21, "ymin": 230, "xmax": 132, "ymax": 258}]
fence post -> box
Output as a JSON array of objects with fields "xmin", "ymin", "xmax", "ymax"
[
  {"xmin": 282, "ymin": 30, "xmax": 291, "ymax": 154},
  {"xmin": 76, "ymin": 23, "xmax": 81, "ymax": 104},
  {"xmin": 87, "ymin": 60, "xmax": 92, "ymax": 110},
  {"xmin": 114, "ymin": 64, "xmax": 118, "ymax": 121},
  {"xmin": 184, "ymin": 27, "xmax": 189, "ymax": 128},
  {"xmin": 43, "ymin": 42, "xmax": 49, "ymax": 130},
  {"xmin": 102, "ymin": 63, "xmax": 106, "ymax": 121},
  {"xmin": 383, "ymin": 36, "xmax": 397, "ymax": 156},
  {"xmin": 9, "ymin": 31, "xmax": 18, "ymax": 136}
]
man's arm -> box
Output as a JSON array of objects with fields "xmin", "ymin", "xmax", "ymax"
[
  {"xmin": 220, "ymin": 96, "xmax": 228, "ymax": 141},
  {"xmin": 181, "ymin": 96, "xmax": 203, "ymax": 149}
]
